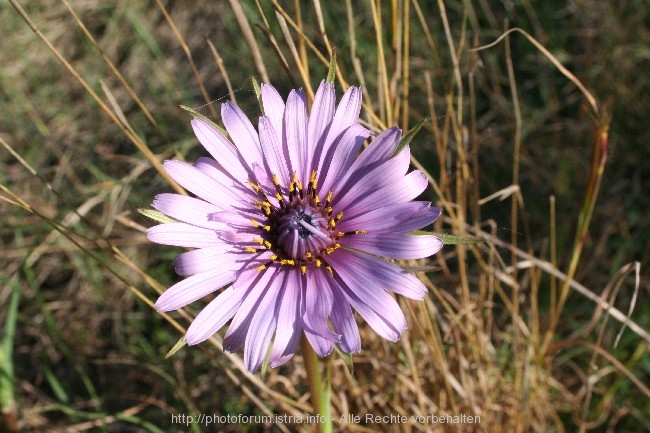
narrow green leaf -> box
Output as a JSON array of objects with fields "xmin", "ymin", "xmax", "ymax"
[
  {"xmin": 0, "ymin": 247, "xmax": 21, "ymax": 414},
  {"xmin": 165, "ymin": 338, "xmax": 187, "ymax": 359},
  {"xmin": 137, "ymin": 208, "xmax": 178, "ymax": 224},
  {"xmin": 45, "ymin": 368, "xmax": 70, "ymax": 404}
]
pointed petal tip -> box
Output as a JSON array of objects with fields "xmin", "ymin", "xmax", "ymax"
[
  {"xmin": 269, "ymin": 352, "xmax": 297, "ymax": 369},
  {"xmin": 430, "ymin": 205, "xmax": 442, "ymax": 220},
  {"xmin": 154, "ymin": 299, "xmax": 170, "ymax": 313}
]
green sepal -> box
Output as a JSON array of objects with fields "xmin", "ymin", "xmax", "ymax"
[
  {"xmin": 165, "ymin": 338, "xmax": 187, "ymax": 359},
  {"xmin": 259, "ymin": 342, "xmax": 274, "ymax": 379},
  {"xmin": 433, "ymin": 232, "xmax": 486, "ymax": 245},
  {"xmin": 180, "ymin": 105, "xmax": 228, "ymax": 136},
  {"xmin": 251, "ymin": 76, "xmax": 263, "ymax": 115},
  {"xmin": 399, "ymin": 264, "xmax": 440, "ymax": 273},
  {"xmin": 137, "ymin": 208, "xmax": 178, "ymax": 224},
  {"xmin": 333, "ymin": 345, "xmax": 354, "ymax": 373},
  {"xmin": 326, "ymin": 52, "xmax": 337, "ymax": 83},
  {"xmin": 396, "ymin": 117, "xmax": 430, "ymax": 155}
]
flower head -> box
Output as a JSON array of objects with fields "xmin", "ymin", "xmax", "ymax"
[{"xmin": 148, "ymin": 81, "xmax": 442, "ymax": 372}]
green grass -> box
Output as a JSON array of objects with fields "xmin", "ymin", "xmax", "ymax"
[{"xmin": 1, "ymin": 0, "xmax": 648, "ymax": 432}]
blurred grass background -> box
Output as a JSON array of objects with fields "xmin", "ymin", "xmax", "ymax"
[{"xmin": 1, "ymin": 0, "xmax": 648, "ymax": 432}]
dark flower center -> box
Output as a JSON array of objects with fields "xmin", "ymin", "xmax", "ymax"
[
  {"xmin": 248, "ymin": 171, "xmax": 347, "ymax": 273},
  {"xmin": 275, "ymin": 203, "xmax": 332, "ymax": 260}
]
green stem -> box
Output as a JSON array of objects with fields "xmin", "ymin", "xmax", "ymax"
[
  {"xmin": 301, "ymin": 336, "xmax": 332, "ymax": 433},
  {"xmin": 541, "ymin": 120, "xmax": 609, "ymax": 355}
]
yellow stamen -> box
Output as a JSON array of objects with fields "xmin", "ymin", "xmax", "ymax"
[
  {"xmin": 289, "ymin": 172, "xmax": 298, "ymax": 192},
  {"xmin": 324, "ymin": 244, "xmax": 341, "ymax": 255},
  {"xmin": 248, "ymin": 181, "xmax": 261, "ymax": 193}
]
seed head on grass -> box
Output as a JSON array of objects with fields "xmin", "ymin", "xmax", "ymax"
[{"xmin": 148, "ymin": 80, "xmax": 442, "ymax": 372}]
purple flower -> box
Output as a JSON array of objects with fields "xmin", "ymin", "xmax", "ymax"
[{"xmin": 148, "ymin": 81, "xmax": 442, "ymax": 372}]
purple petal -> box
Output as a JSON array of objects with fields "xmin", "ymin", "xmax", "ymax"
[
  {"xmin": 315, "ymin": 86, "xmax": 362, "ymax": 176},
  {"xmin": 341, "ymin": 233, "xmax": 443, "ymax": 260},
  {"xmin": 218, "ymin": 230, "xmax": 262, "ymax": 245},
  {"xmin": 152, "ymin": 193, "xmax": 224, "ymax": 230},
  {"xmin": 269, "ymin": 270, "xmax": 302, "ymax": 368},
  {"xmin": 259, "ymin": 116, "xmax": 290, "ymax": 186},
  {"xmin": 307, "ymin": 81, "xmax": 335, "ymax": 176},
  {"xmin": 260, "ymin": 83, "xmax": 285, "ymax": 136},
  {"xmin": 221, "ymin": 101, "xmax": 263, "ymax": 166},
  {"xmin": 163, "ymin": 160, "xmax": 238, "ymax": 209},
  {"xmin": 342, "ymin": 169, "xmax": 428, "ymax": 221},
  {"xmin": 173, "ymin": 246, "xmax": 237, "ymax": 276},
  {"xmin": 303, "ymin": 269, "xmax": 338, "ymax": 356},
  {"xmin": 193, "ymin": 157, "xmax": 257, "ymax": 204},
  {"xmin": 338, "ymin": 202, "xmax": 441, "ymax": 233},
  {"xmin": 304, "ymin": 332, "xmax": 335, "ymax": 359},
  {"xmin": 147, "ymin": 223, "xmax": 220, "ymax": 248},
  {"xmin": 331, "ymin": 127, "xmax": 402, "ymax": 197},
  {"xmin": 155, "ymin": 268, "xmax": 236, "ymax": 312},
  {"xmin": 318, "ymin": 124, "xmax": 372, "ymax": 195},
  {"xmin": 351, "ymin": 127, "xmax": 401, "ymax": 171},
  {"xmin": 329, "ymin": 249, "xmax": 428, "ymax": 299},
  {"xmin": 191, "ymin": 118, "xmax": 250, "ymax": 182},
  {"xmin": 223, "ymin": 267, "xmax": 278, "ymax": 354},
  {"xmin": 329, "ymin": 279, "xmax": 361, "ymax": 353},
  {"xmin": 208, "ymin": 209, "xmax": 266, "ymax": 230},
  {"xmin": 250, "ymin": 163, "xmax": 279, "ymax": 207},
  {"xmin": 283, "ymin": 89, "xmax": 309, "ymax": 184},
  {"xmin": 244, "ymin": 271, "xmax": 284, "ymax": 372},
  {"xmin": 327, "ymin": 251, "xmax": 408, "ymax": 340},
  {"xmin": 333, "ymin": 145, "xmax": 411, "ymax": 212},
  {"xmin": 331, "ymin": 278, "xmax": 407, "ymax": 342},
  {"xmin": 184, "ymin": 285, "xmax": 247, "ymax": 345}
]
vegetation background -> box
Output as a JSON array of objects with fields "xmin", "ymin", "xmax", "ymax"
[{"xmin": 1, "ymin": 0, "xmax": 648, "ymax": 432}]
